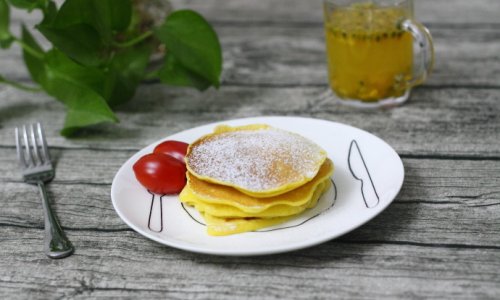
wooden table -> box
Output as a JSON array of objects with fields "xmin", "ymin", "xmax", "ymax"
[{"xmin": 1, "ymin": 0, "xmax": 499, "ymax": 298}]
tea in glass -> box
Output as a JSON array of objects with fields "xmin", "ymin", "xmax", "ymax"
[{"xmin": 323, "ymin": 0, "xmax": 434, "ymax": 107}]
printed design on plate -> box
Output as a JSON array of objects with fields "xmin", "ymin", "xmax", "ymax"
[
  {"xmin": 347, "ymin": 140, "xmax": 380, "ymax": 208},
  {"xmin": 147, "ymin": 191, "xmax": 164, "ymax": 232}
]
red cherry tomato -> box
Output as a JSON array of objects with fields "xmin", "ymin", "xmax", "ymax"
[
  {"xmin": 133, "ymin": 153, "xmax": 186, "ymax": 194},
  {"xmin": 153, "ymin": 140, "xmax": 189, "ymax": 163}
]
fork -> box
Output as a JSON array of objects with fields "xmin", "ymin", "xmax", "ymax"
[{"xmin": 15, "ymin": 123, "xmax": 74, "ymax": 259}]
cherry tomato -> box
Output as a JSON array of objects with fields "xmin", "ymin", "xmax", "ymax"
[
  {"xmin": 133, "ymin": 153, "xmax": 186, "ymax": 194},
  {"xmin": 153, "ymin": 140, "xmax": 189, "ymax": 163}
]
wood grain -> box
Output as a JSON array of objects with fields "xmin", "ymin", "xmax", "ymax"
[
  {"xmin": 169, "ymin": 0, "xmax": 500, "ymax": 25},
  {"xmin": 1, "ymin": 155, "xmax": 498, "ymax": 245},
  {"xmin": 3, "ymin": 22, "xmax": 500, "ymax": 87},
  {"xmin": 1, "ymin": 0, "xmax": 499, "ymax": 299},
  {"xmin": 2, "ymin": 156, "xmax": 500, "ymax": 299},
  {"xmin": 0, "ymin": 85, "xmax": 499, "ymax": 157},
  {"xmin": 8, "ymin": 0, "xmax": 500, "ymax": 26},
  {"xmin": 0, "ymin": 228, "xmax": 499, "ymax": 299}
]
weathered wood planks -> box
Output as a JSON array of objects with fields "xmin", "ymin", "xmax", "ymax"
[
  {"xmin": 0, "ymin": 226, "xmax": 499, "ymax": 299},
  {"xmin": 169, "ymin": 0, "xmax": 500, "ymax": 25},
  {"xmin": 0, "ymin": 0, "xmax": 499, "ymax": 299},
  {"xmin": 0, "ymin": 85, "xmax": 499, "ymax": 157},
  {"xmin": 3, "ymin": 22, "xmax": 500, "ymax": 87},
  {"xmin": 1, "ymin": 154, "xmax": 499, "ymax": 245}
]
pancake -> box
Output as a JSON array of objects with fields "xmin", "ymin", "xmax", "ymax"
[
  {"xmin": 203, "ymin": 213, "xmax": 292, "ymax": 236},
  {"xmin": 202, "ymin": 180, "xmax": 332, "ymax": 236},
  {"xmin": 179, "ymin": 158, "xmax": 334, "ymax": 216},
  {"xmin": 185, "ymin": 124, "xmax": 327, "ymax": 198},
  {"xmin": 181, "ymin": 177, "xmax": 330, "ymax": 218}
]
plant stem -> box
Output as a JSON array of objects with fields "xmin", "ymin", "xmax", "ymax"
[
  {"xmin": 114, "ymin": 31, "xmax": 153, "ymax": 48},
  {"xmin": 13, "ymin": 37, "xmax": 44, "ymax": 60},
  {"xmin": 0, "ymin": 75, "xmax": 42, "ymax": 92}
]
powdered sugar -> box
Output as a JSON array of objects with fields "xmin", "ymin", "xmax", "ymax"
[{"xmin": 187, "ymin": 127, "xmax": 325, "ymax": 192}]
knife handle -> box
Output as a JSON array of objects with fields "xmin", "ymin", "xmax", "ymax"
[{"xmin": 361, "ymin": 180, "xmax": 379, "ymax": 208}]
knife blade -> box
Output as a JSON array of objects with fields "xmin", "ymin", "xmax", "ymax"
[{"xmin": 348, "ymin": 140, "xmax": 379, "ymax": 208}]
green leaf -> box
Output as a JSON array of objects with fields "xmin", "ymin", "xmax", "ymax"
[
  {"xmin": 154, "ymin": 10, "xmax": 222, "ymax": 88},
  {"xmin": 0, "ymin": 0, "xmax": 13, "ymax": 49},
  {"xmin": 53, "ymin": 0, "xmax": 131, "ymax": 42},
  {"xmin": 40, "ymin": 0, "xmax": 57, "ymax": 25},
  {"xmin": 98, "ymin": 0, "xmax": 132, "ymax": 31},
  {"xmin": 21, "ymin": 25, "xmax": 46, "ymax": 84},
  {"xmin": 53, "ymin": 0, "xmax": 108, "ymax": 38},
  {"xmin": 38, "ymin": 23, "xmax": 103, "ymax": 66},
  {"xmin": 61, "ymin": 109, "xmax": 115, "ymax": 136},
  {"xmin": 158, "ymin": 53, "xmax": 211, "ymax": 91},
  {"xmin": 44, "ymin": 49, "xmax": 107, "ymax": 96},
  {"xmin": 41, "ymin": 50, "xmax": 118, "ymax": 136},
  {"xmin": 105, "ymin": 44, "xmax": 151, "ymax": 107},
  {"xmin": 7, "ymin": 0, "xmax": 45, "ymax": 11},
  {"xmin": 38, "ymin": 0, "xmax": 133, "ymax": 64},
  {"xmin": 0, "ymin": 37, "xmax": 13, "ymax": 49},
  {"xmin": 52, "ymin": 0, "xmax": 94, "ymax": 27}
]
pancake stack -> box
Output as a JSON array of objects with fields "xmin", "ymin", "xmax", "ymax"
[{"xmin": 180, "ymin": 124, "xmax": 334, "ymax": 236}]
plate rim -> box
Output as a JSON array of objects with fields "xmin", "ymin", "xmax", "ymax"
[{"xmin": 110, "ymin": 116, "xmax": 405, "ymax": 256}]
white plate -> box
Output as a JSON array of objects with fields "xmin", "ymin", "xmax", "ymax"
[{"xmin": 111, "ymin": 116, "xmax": 404, "ymax": 256}]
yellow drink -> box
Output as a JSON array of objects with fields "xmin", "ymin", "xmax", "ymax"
[{"xmin": 324, "ymin": 3, "xmax": 413, "ymax": 102}]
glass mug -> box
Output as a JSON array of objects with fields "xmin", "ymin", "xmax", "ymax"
[{"xmin": 323, "ymin": 0, "xmax": 434, "ymax": 107}]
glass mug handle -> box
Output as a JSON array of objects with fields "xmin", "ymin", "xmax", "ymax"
[{"xmin": 401, "ymin": 19, "xmax": 435, "ymax": 87}]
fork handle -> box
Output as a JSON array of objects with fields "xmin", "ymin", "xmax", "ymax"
[{"xmin": 38, "ymin": 181, "xmax": 74, "ymax": 259}]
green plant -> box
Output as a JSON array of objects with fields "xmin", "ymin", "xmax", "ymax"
[{"xmin": 0, "ymin": 0, "xmax": 222, "ymax": 136}]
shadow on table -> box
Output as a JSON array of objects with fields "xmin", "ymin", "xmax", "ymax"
[{"xmin": 0, "ymin": 102, "xmax": 40, "ymax": 127}]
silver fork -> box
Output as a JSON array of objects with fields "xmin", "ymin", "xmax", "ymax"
[{"xmin": 15, "ymin": 123, "xmax": 74, "ymax": 259}]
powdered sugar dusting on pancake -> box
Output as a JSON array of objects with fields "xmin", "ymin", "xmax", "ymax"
[{"xmin": 186, "ymin": 127, "xmax": 326, "ymax": 192}]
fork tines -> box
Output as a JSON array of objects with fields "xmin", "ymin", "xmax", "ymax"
[{"xmin": 15, "ymin": 123, "xmax": 51, "ymax": 168}]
